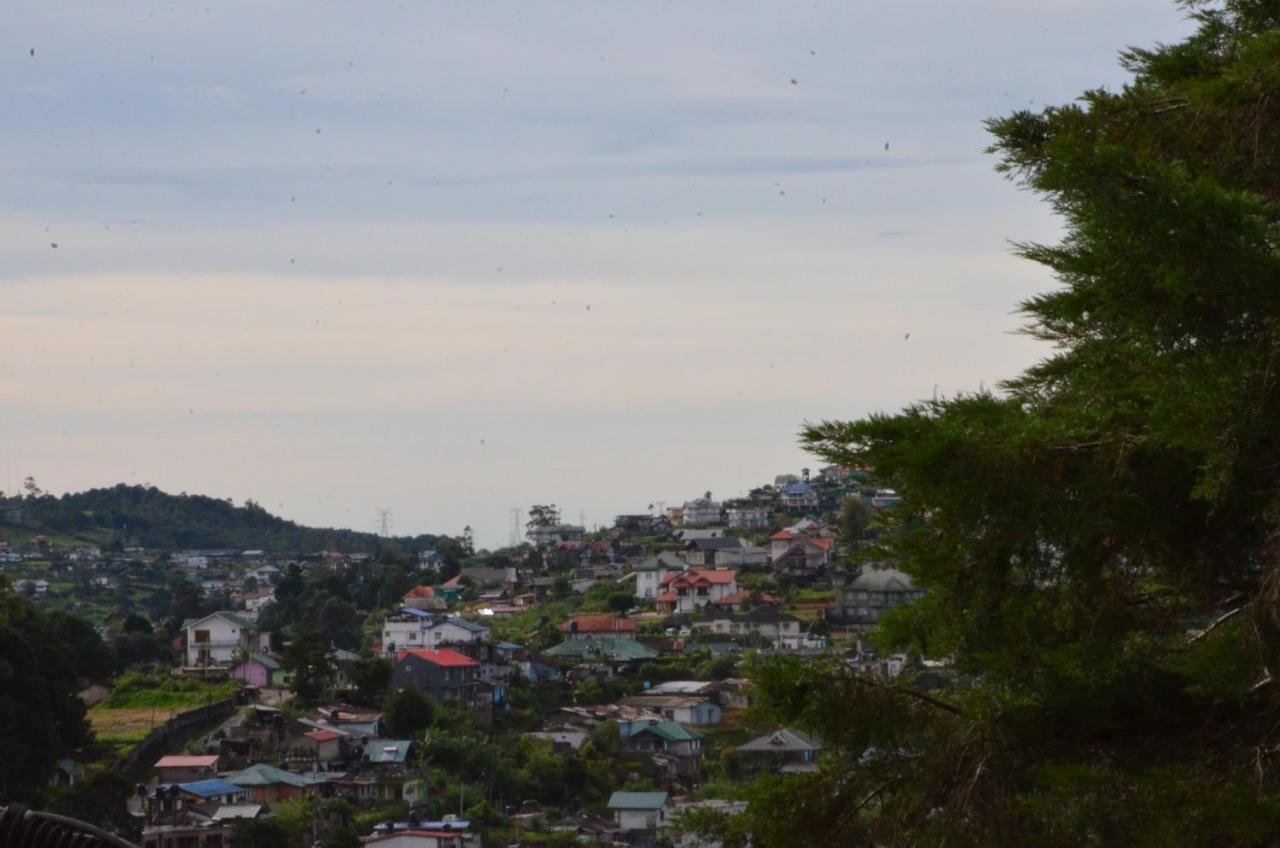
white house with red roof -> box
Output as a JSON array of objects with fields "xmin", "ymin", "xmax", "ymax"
[{"xmin": 656, "ymin": 569, "xmax": 739, "ymax": 614}]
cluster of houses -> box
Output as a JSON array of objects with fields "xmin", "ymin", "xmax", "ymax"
[{"xmin": 8, "ymin": 465, "xmax": 937, "ymax": 845}]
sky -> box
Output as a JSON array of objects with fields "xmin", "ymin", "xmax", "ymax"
[{"xmin": 1, "ymin": 1, "xmax": 1196, "ymax": 548}]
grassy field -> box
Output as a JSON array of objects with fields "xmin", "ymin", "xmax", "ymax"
[
  {"xmin": 90, "ymin": 706, "xmax": 182, "ymax": 749},
  {"xmin": 91, "ymin": 678, "xmax": 240, "ymax": 751}
]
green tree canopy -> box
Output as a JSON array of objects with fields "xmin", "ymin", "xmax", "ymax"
[
  {"xmin": 384, "ymin": 687, "xmax": 437, "ymax": 738},
  {"xmin": 705, "ymin": 3, "xmax": 1280, "ymax": 846}
]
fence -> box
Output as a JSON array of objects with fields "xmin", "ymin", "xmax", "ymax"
[{"xmin": 113, "ymin": 698, "xmax": 237, "ymax": 779}]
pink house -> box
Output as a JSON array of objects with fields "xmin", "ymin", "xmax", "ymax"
[{"xmin": 229, "ymin": 654, "xmax": 280, "ymax": 688}]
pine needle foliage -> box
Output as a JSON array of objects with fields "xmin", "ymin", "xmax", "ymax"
[{"xmin": 693, "ymin": 3, "xmax": 1280, "ymax": 845}]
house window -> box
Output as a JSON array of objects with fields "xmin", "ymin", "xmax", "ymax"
[{"xmin": 194, "ymin": 630, "xmax": 210, "ymax": 643}]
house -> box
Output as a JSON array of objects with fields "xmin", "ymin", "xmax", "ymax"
[
  {"xmin": 458, "ymin": 566, "xmax": 518, "ymax": 590},
  {"xmin": 714, "ymin": 545, "xmax": 770, "ymax": 570},
  {"xmin": 422, "ymin": 618, "xmax": 490, "ymax": 648},
  {"xmin": 618, "ymin": 696, "xmax": 722, "ymax": 726},
  {"xmin": 681, "ymin": 496, "xmax": 723, "ymax": 526},
  {"xmin": 330, "ymin": 739, "xmax": 425, "ymax": 805},
  {"xmin": 779, "ymin": 481, "xmax": 819, "ymax": 511},
  {"xmin": 691, "ymin": 606, "xmax": 804, "ymax": 648},
  {"xmin": 630, "ymin": 552, "xmax": 684, "ymax": 601},
  {"xmin": 608, "ymin": 791, "xmax": 670, "ymax": 839},
  {"xmin": 658, "ymin": 569, "xmax": 739, "ymax": 614},
  {"xmin": 292, "ymin": 728, "xmax": 344, "ymax": 762},
  {"xmin": 382, "ymin": 608, "xmax": 436, "ymax": 654},
  {"xmin": 625, "ymin": 721, "xmax": 703, "ymax": 780},
  {"xmin": 225, "ymin": 763, "xmax": 322, "ymax": 804},
  {"xmin": 560, "ymin": 615, "xmax": 636, "ymax": 640},
  {"xmin": 229, "ymin": 653, "xmax": 280, "ymax": 688},
  {"xmin": 527, "ymin": 523, "xmax": 587, "ymax": 547},
  {"xmin": 154, "ymin": 755, "xmax": 219, "ymax": 784},
  {"xmin": 403, "ymin": 585, "xmax": 447, "ymax": 612},
  {"xmin": 524, "ymin": 731, "xmax": 587, "ymax": 754},
  {"xmin": 362, "ymin": 821, "xmax": 477, "ymax": 848},
  {"xmin": 161, "ymin": 779, "xmax": 248, "ymax": 807},
  {"xmin": 737, "ymin": 728, "xmax": 823, "ymax": 773},
  {"xmin": 542, "ymin": 637, "xmax": 658, "ymax": 666},
  {"xmin": 683, "ymin": 537, "xmax": 746, "ymax": 568},
  {"xmin": 830, "ymin": 567, "xmax": 925, "ymax": 626},
  {"xmin": 392, "ymin": 649, "xmax": 490, "ymax": 714},
  {"xmin": 613, "ymin": 514, "xmax": 672, "ymax": 536},
  {"xmin": 417, "ymin": 550, "xmax": 444, "ymax": 570},
  {"xmin": 183, "ymin": 611, "xmax": 256, "ymax": 667},
  {"xmin": 725, "ymin": 506, "xmax": 771, "ymax": 528}
]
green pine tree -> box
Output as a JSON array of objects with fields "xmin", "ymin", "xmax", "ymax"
[{"xmin": 687, "ymin": 3, "xmax": 1280, "ymax": 846}]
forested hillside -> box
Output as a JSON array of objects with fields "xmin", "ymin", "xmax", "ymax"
[{"xmin": 1, "ymin": 484, "xmax": 449, "ymax": 553}]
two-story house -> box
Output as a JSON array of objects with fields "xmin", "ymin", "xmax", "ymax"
[
  {"xmin": 392, "ymin": 649, "xmax": 490, "ymax": 715},
  {"xmin": 608, "ymin": 792, "xmax": 670, "ymax": 840},
  {"xmin": 183, "ymin": 611, "xmax": 256, "ymax": 667},
  {"xmin": 680, "ymin": 496, "xmax": 723, "ymax": 526},
  {"xmin": 630, "ymin": 552, "xmax": 684, "ymax": 601},
  {"xmin": 656, "ymin": 569, "xmax": 739, "ymax": 614},
  {"xmin": 830, "ymin": 567, "xmax": 925, "ymax": 626},
  {"xmin": 625, "ymin": 720, "xmax": 703, "ymax": 781}
]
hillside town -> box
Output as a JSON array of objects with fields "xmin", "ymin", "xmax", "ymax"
[{"xmin": 0, "ymin": 467, "xmax": 932, "ymax": 847}]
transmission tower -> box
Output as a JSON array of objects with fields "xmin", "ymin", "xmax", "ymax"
[
  {"xmin": 509, "ymin": 508, "xmax": 523, "ymax": 547},
  {"xmin": 376, "ymin": 508, "xmax": 393, "ymax": 538}
]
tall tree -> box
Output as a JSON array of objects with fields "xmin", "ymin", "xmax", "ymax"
[{"xmin": 694, "ymin": 4, "xmax": 1280, "ymax": 846}]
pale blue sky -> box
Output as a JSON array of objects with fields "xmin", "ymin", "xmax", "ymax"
[{"xmin": 2, "ymin": 1, "xmax": 1194, "ymax": 546}]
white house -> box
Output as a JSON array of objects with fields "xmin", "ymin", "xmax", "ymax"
[
  {"xmin": 423, "ymin": 618, "xmax": 490, "ymax": 647},
  {"xmin": 184, "ymin": 611, "xmax": 256, "ymax": 666},
  {"xmin": 631, "ymin": 552, "xmax": 684, "ymax": 600},
  {"xmin": 381, "ymin": 609, "xmax": 437, "ymax": 653},
  {"xmin": 725, "ymin": 507, "xmax": 770, "ymax": 529},
  {"xmin": 609, "ymin": 791, "xmax": 669, "ymax": 837},
  {"xmin": 681, "ymin": 497, "xmax": 723, "ymax": 526}
]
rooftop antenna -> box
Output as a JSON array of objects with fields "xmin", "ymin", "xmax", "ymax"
[
  {"xmin": 376, "ymin": 509, "xmax": 393, "ymax": 538},
  {"xmin": 509, "ymin": 508, "xmax": 523, "ymax": 547}
]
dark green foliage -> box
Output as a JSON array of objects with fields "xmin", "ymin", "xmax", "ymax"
[
  {"xmin": 1, "ymin": 483, "xmax": 451, "ymax": 553},
  {"xmin": 230, "ymin": 817, "xmax": 293, "ymax": 848},
  {"xmin": 384, "ymin": 687, "xmax": 436, "ymax": 738},
  {"xmin": 282, "ymin": 630, "xmax": 334, "ymax": 707},
  {"xmin": 348, "ymin": 657, "xmax": 393, "ymax": 704},
  {"xmin": 45, "ymin": 764, "xmax": 138, "ymax": 840},
  {"xmin": 0, "ymin": 591, "xmax": 93, "ymax": 803},
  {"xmin": 691, "ymin": 4, "xmax": 1280, "ymax": 846}
]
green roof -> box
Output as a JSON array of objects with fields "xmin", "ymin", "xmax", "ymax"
[
  {"xmin": 609, "ymin": 791, "xmax": 668, "ymax": 810},
  {"xmin": 543, "ymin": 637, "xmax": 657, "ymax": 662},
  {"xmin": 628, "ymin": 721, "xmax": 702, "ymax": 743},
  {"xmin": 250, "ymin": 653, "xmax": 279, "ymax": 670},
  {"xmin": 227, "ymin": 763, "xmax": 317, "ymax": 788}
]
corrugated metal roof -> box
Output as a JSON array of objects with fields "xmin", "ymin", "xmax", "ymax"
[{"xmin": 608, "ymin": 791, "xmax": 668, "ymax": 810}]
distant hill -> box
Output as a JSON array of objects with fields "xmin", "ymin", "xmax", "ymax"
[{"xmin": 0, "ymin": 484, "xmax": 450, "ymax": 554}]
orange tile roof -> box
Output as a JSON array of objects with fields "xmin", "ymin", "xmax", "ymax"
[{"xmin": 403, "ymin": 586, "xmax": 436, "ymax": 599}]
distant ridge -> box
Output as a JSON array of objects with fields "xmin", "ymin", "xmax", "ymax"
[{"xmin": 0, "ymin": 484, "xmax": 448, "ymax": 553}]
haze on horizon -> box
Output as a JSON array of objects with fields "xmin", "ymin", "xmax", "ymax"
[{"xmin": 1, "ymin": 1, "xmax": 1194, "ymax": 547}]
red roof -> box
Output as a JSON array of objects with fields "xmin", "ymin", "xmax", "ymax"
[
  {"xmin": 807, "ymin": 538, "xmax": 835, "ymax": 551},
  {"xmin": 662, "ymin": 569, "xmax": 738, "ymax": 589},
  {"xmin": 560, "ymin": 615, "xmax": 636, "ymax": 635},
  {"xmin": 396, "ymin": 648, "xmax": 479, "ymax": 668},
  {"xmin": 155, "ymin": 755, "xmax": 219, "ymax": 769},
  {"xmin": 304, "ymin": 729, "xmax": 343, "ymax": 742},
  {"xmin": 403, "ymin": 585, "xmax": 436, "ymax": 599},
  {"xmin": 442, "ymin": 575, "xmax": 463, "ymax": 589},
  {"xmin": 770, "ymin": 530, "xmax": 795, "ymax": 541},
  {"xmin": 655, "ymin": 591, "xmax": 678, "ymax": 603}
]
